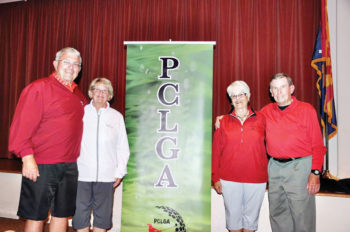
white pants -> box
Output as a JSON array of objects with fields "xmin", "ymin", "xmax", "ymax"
[{"xmin": 221, "ymin": 179, "xmax": 266, "ymax": 231}]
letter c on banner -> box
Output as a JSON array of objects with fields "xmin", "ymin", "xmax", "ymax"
[{"xmin": 157, "ymin": 83, "xmax": 180, "ymax": 106}]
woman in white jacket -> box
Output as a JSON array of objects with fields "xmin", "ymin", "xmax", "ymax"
[{"xmin": 73, "ymin": 77, "xmax": 130, "ymax": 232}]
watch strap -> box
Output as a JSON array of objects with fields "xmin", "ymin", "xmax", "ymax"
[{"xmin": 311, "ymin": 169, "xmax": 321, "ymax": 175}]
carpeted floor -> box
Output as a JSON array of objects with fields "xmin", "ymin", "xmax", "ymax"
[{"xmin": 0, "ymin": 217, "xmax": 75, "ymax": 232}]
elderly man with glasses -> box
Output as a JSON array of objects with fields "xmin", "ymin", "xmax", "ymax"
[{"xmin": 9, "ymin": 47, "xmax": 88, "ymax": 232}]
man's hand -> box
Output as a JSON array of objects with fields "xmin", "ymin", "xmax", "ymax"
[
  {"xmin": 215, "ymin": 115, "xmax": 224, "ymax": 129},
  {"xmin": 113, "ymin": 178, "xmax": 122, "ymax": 188},
  {"xmin": 22, "ymin": 155, "xmax": 39, "ymax": 182},
  {"xmin": 213, "ymin": 181, "xmax": 222, "ymax": 194},
  {"xmin": 307, "ymin": 173, "xmax": 320, "ymax": 195}
]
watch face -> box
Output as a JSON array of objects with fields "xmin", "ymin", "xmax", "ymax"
[{"xmin": 313, "ymin": 170, "xmax": 320, "ymax": 175}]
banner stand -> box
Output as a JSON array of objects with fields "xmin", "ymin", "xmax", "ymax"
[{"xmin": 122, "ymin": 41, "xmax": 215, "ymax": 232}]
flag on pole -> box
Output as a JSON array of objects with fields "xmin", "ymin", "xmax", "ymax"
[{"xmin": 311, "ymin": 0, "xmax": 337, "ymax": 139}]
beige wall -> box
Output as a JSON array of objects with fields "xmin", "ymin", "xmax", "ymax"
[{"xmin": 328, "ymin": 0, "xmax": 350, "ymax": 178}]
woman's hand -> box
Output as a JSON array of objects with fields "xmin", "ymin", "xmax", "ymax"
[
  {"xmin": 114, "ymin": 178, "xmax": 122, "ymax": 188},
  {"xmin": 213, "ymin": 181, "xmax": 222, "ymax": 194}
]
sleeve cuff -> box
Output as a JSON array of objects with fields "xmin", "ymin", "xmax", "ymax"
[
  {"xmin": 212, "ymin": 175, "xmax": 220, "ymax": 183},
  {"xmin": 115, "ymin": 169, "xmax": 127, "ymax": 179},
  {"xmin": 19, "ymin": 148, "xmax": 34, "ymax": 157}
]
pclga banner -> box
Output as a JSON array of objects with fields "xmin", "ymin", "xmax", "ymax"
[{"xmin": 122, "ymin": 42, "xmax": 215, "ymax": 232}]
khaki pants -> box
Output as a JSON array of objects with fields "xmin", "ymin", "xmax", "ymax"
[{"xmin": 268, "ymin": 156, "xmax": 316, "ymax": 232}]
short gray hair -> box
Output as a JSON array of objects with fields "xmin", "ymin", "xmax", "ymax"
[
  {"xmin": 227, "ymin": 80, "xmax": 250, "ymax": 97},
  {"xmin": 269, "ymin": 73, "xmax": 293, "ymax": 88},
  {"xmin": 55, "ymin": 47, "xmax": 82, "ymax": 64},
  {"xmin": 88, "ymin": 77, "xmax": 114, "ymax": 101}
]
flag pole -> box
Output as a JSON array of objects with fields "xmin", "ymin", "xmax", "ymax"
[
  {"xmin": 324, "ymin": 113, "xmax": 329, "ymax": 172},
  {"xmin": 322, "ymin": 114, "xmax": 338, "ymax": 180}
]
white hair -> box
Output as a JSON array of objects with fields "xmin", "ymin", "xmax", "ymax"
[
  {"xmin": 88, "ymin": 77, "xmax": 114, "ymax": 101},
  {"xmin": 55, "ymin": 47, "xmax": 82, "ymax": 64},
  {"xmin": 227, "ymin": 80, "xmax": 250, "ymax": 97}
]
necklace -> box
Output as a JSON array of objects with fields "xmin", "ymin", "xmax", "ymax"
[{"xmin": 236, "ymin": 110, "xmax": 249, "ymax": 121}]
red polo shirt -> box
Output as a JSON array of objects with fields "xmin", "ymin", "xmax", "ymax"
[
  {"xmin": 9, "ymin": 73, "xmax": 88, "ymax": 164},
  {"xmin": 260, "ymin": 96, "xmax": 326, "ymax": 171}
]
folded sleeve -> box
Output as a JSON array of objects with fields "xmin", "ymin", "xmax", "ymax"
[
  {"xmin": 308, "ymin": 107, "xmax": 327, "ymax": 171},
  {"xmin": 212, "ymin": 126, "xmax": 223, "ymax": 183},
  {"xmin": 8, "ymin": 83, "xmax": 44, "ymax": 157},
  {"xmin": 114, "ymin": 115, "xmax": 130, "ymax": 178}
]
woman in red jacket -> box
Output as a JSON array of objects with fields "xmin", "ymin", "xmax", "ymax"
[{"xmin": 212, "ymin": 81, "xmax": 268, "ymax": 232}]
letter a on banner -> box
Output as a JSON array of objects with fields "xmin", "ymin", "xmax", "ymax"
[{"xmin": 122, "ymin": 41, "xmax": 215, "ymax": 232}]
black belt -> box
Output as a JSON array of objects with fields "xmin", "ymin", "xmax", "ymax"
[{"xmin": 272, "ymin": 157, "xmax": 301, "ymax": 163}]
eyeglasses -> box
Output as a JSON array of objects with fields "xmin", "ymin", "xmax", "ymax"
[
  {"xmin": 93, "ymin": 88, "xmax": 108, "ymax": 95},
  {"xmin": 231, "ymin": 93, "xmax": 247, "ymax": 99},
  {"xmin": 58, "ymin": 59, "xmax": 81, "ymax": 69}
]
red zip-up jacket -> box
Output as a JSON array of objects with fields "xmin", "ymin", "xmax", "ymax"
[
  {"xmin": 8, "ymin": 73, "xmax": 87, "ymax": 164},
  {"xmin": 212, "ymin": 108, "xmax": 268, "ymax": 183},
  {"xmin": 261, "ymin": 96, "xmax": 326, "ymax": 171}
]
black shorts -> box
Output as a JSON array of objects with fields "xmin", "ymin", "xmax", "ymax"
[{"xmin": 17, "ymin": 162, "xmax": 78, "ymax": 220}]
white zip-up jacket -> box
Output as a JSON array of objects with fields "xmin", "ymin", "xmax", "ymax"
[{"xmin": 77, "ymin": 101, "xmax": 130, "ymax": 182}]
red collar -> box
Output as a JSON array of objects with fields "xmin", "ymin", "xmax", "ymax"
[{"xmin": 52, "ymin": 72, "xmax": 77, "ymax": 92}]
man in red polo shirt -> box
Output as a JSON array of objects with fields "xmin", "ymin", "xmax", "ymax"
[
  {"xmin": 9, "ymin": 47, "xmax": 87, "ymax": 232},
  {"xmin": 261, "ymin": 73, "xmax": 326, "ymax": 232}
]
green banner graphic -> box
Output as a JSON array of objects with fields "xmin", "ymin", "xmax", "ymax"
[{"xmin": 122, "ymin": 43, "xmax": 214, "ymax": 232}]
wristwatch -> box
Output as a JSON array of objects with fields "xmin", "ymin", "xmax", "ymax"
[{"xmin": 311, "ymin": 169, "xmax": 321, "ymax": 175}]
